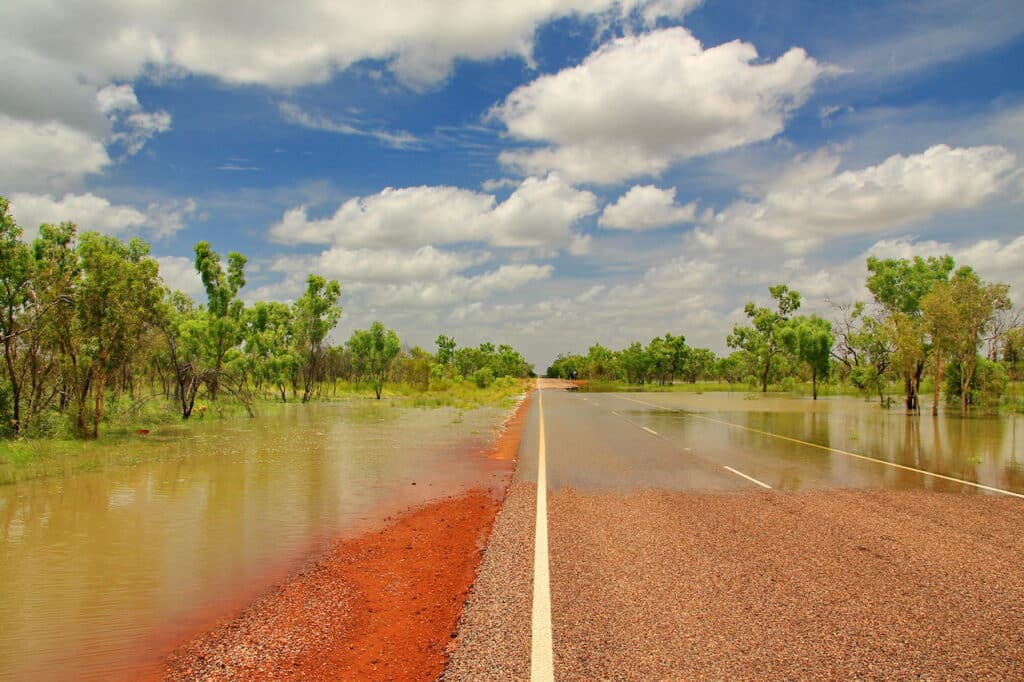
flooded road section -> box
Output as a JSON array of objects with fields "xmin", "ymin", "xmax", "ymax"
[
  {"xmin": 0, "ymin": 402, "xmax": 510, "ymax": 681},
  {"xmin": 608, "ymin": 392, "xmax": 1024, "ymax": 495}
]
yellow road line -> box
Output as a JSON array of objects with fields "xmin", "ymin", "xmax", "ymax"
[
  {"xmin": 619, "ymin": 395, "xmax": 1024, "ymax": 499},
  {"xmin": 531, "ymin": 384, "xmax": 555, "ymax": 681}
]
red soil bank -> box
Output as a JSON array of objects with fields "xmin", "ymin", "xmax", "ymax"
[{"xmin": 163, "ymin": 393, "xmax": 532, "ymax": 681}]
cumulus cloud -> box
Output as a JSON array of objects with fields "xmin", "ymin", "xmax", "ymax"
[
  {"xmin": 599, "ymin": 185, "xmax": 696, "ymax": 230},
  {"xmin": 702, "ymin": 144, "xmax": 1018, "ymax": 254},
  {"xmin": 493, "ymin": 27, "xmax": 831, "ymax": 183},
  {"xmin": 269, "ymin": 175, "xmax": 596, "ymax": 250},
  {"xmin": 1, "ymin": 1, "xmax": 699, "ymax": 90},
  {"xmin": 0, "ymin": 115, "xmax": 111, "ymax": 191},
  {"xmin": 271, "ymin": 246, "xmax": 490, "ymax": 284},
  {"xmin": 97, "ymin": 84, "xmax": 172, "ymax": 156},
  {"xmin": 9, "ymin": 192, "xmax": 197, "ymax": 239},
  {"xmin": 156, "ymin": 256, "xmax": 206, "ymax": 300},
  {"xmin": 367, "ymin": 264, "xmax": 554, "ymax": 308}
]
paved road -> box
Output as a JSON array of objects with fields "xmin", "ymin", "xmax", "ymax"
[{"xmin": 447, "ymin": 384, "xmax": 1024, "ymax": 680}]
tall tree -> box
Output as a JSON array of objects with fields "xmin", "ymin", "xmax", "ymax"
[
  {"xmin": 293, "ymin": 275, "xmax": 342, "ymax": 403},
  {"xmin": 346, "ymin": 321, "xmax": 401, "ymax": 399},
  {"xmin": 782, "ymin": 315, "xmax": 834, "ymax": 400},
  {"xmin": 193, "ymin": 241, "xmax": 247, "ymax": 399},
  {"xmin": 922, "ymin": 267, "xmax": 1011, "ymax": 415},
  {"xmin": 70, "ymin": 233, "xmax": 163, "ymax": 437},
  {"xmin": 728, "ymin": 284, "xmax": 802, "ymax": 392},
  {"xmin": 0, "ymin": 198, "xmax": 37, "ymax": 433},
  {"xmin": 866, "ymin": 255, "xmax": 954, "ymax": 411}
]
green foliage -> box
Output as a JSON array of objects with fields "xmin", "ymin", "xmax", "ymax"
[
  {"xmin": 293, "ymin": 275, "xmax": 342, "ymax": 402},
  {"xmin": 347, "ymin": 321, "xmax": 401, "ymax": 399},
  {"xmin": 728, "ymin": 284, "xmax": 802, "ymax": 392},
  {"xmin": 473, "ymin": 366, "xmax": 495, "ymax": 388},
  {"xmin": 781, "ymin": 315, "xmax": 833, "ymax": 399}
]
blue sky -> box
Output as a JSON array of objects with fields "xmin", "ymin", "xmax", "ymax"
[{"xmin": 2, "ymin": 0, "xmax": 1023, "ymax": 368}]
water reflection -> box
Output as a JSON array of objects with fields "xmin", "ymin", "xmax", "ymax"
[
  {"xmin": 637, "ymin": 393, "xmax": 1023, "ymax": 495},
  {"xmin": 0, "ymin": 402, "xmax": 507, "ymax": 681}
]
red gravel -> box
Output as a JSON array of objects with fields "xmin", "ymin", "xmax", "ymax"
[{"xmin": 162, "ymin": 394, "xmax": 533, "ymax": 681}]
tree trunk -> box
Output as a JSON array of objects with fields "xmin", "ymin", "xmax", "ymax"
[
  {"xmin": 761, "ymin": 359, "xmax": 770, "ymax": 393},
  {"xmin": 812, "ymin": 367, "xmax": 818, "ymax": 400}
]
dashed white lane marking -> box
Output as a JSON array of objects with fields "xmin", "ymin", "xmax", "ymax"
[
  {"xmin": 531, "ymin": 384, "xmax": 555, "ymax": 681},
  {"xmin": 611, "ymin": 411, "xmax": 622, "ymax": 417},
  {"xmin": 618, "ymin": 395, "xmax": 1024, "ymax": 499},
  {"xmin": 723, "ymin": 465, "xmax": 772, "ymax": 489},
  {"xmin": 642, "ymin": 426, "xmax": 659, "ymax": 436}
]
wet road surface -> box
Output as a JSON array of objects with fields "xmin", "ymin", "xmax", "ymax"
[{"xmin": 448, "ymin": 383, "xmax": 1024, "ymax": 680}]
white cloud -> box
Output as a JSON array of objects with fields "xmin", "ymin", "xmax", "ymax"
[
  {"xmin": 156, "ymin": 256, "xmax": 206, "ymax": 300},
  {"xmin": 704, "ymin": 144, "xmax": 1018, "ymax": 254},
  {"xmin": 367, "ymin": 264, "xmax": 554, "ymax": 308},
  {"xmin": 269, "ymin": 175, "xmax": 596, "ymax": 250},
  {"xmin": 96, "ymin": 84, "xmax": 172, "ymax": 156},
  {"xmin": 1, "ymin": 1, "xmax": 699, "ymax": 91},
  {"xmin": 493, "ymin": 27, "xmax": 831, "ymax": 183},
  {"xmin": 278, "ymin": 102, "xmax": 421, "ymax": 150},
  {"xmin": 0, "ymin": 115, "xmax": 110, "ymax": 191},
  {"xmin": 9, "ymin": 193, "xmax": 196, "ymax": 239},
  {"xmin": 271, "ymin": 245, "xmax": 490, "ymax": 283},
  {"xmin": 599, "ymin": 185, "xmax": 696, "ymax": 230},
  {"xmin": 96, "ymin": 84, "xmax": 140, "ymax": 114}
]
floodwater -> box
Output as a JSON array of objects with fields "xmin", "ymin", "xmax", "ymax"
[
  {"xmin": 0, "ymin": 402, "xmax": 510, "ymax": 681},
  {"xmin": 621, "ymin": 392, "xmax": 1024, "ymax": 495}
]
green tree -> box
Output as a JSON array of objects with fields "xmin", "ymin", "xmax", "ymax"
[
  {"xmin": 681, "ymin": 347, "xmax": 715, "ymax": 383},
  {"xmin": 293, "ymin": 275, "xmax": 342, "ymax": 403},
  {"xmin": 728, "ymin": 284, "xmax": 801, "ymax": 392},
  {"xmin": 782, "ymin": 315, "xmax": 834, "ymax": 400},
  {"xmin": 0, "ymin": 198, "xmax": 37, "ymax": 433},
  {"xmin": 922, "ymin": 267, "xmax": 1011, "ymax": 415},
  {"xmin": 243, "ymin": 300, "xmax": 299, "ymax": 402},
  {"xmin": 69, "ymin": 233, "xmax": 163, "ymax": 437},
  {"xmin": 435, "ymin": 334, "xmax": 456, "ymax": 368},
  {"xmin": 866, "ymin": 255, "xmax": 954, "ymax": 410},
  {"xmin": 346, "ymin": 321, "xmax": 401, "ymax": 399},
  {"xmin": 193, "ymin": 241, "xmax": 247, "ymax": 399},
  {"xmin": 619, "ymin": 341, "xmax": 650, "ymax": 385},
  {"xmin": 830, "ymin": 301, "xmax": 891, "ymax": 404}
]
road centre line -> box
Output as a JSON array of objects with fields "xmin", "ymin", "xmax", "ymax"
[
  {"xmin": 642, "ymin": 426, "xmax": 659, "ymax": 436},
  {"xmin": 723, "ymin": 465, "xmax": 772, "ymax": 489},
  {"xmin": 618, "ymin": 395, "xmax": 1024, "ymax": 499},
  {"xmin": 531, "ymin": 383, "xmax": 555, "ymax": 681}
]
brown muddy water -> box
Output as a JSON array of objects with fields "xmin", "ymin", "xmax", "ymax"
[
  {"xmin": 620, "ymin": 392, "xmax": 1024, "ymax": 494},
  {"xmin": 0, "ymin": 402, "xmax": 510, "ymax": 681}
]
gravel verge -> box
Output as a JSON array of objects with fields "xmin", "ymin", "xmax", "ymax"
[{"xmin": 443, "ymin": 480, "xmax": 537, "ymax": 681}]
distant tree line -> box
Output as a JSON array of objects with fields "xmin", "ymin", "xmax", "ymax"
[
  {"xmin": 0, "ymin": 197, "xmax": 533, "ymax": 439},
  {"xmin": 548, "ymin": 255, "xmax": 1020, "ymax": 415}
]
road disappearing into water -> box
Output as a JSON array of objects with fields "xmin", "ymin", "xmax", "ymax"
[{"xmin": 448, "ymin": 382, "xmax": 1024, "ymax": 680}]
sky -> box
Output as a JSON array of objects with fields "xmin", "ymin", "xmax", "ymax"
[{"xmin": 3, "ymin": 0, "xmax": 1023, "ymax": 370}]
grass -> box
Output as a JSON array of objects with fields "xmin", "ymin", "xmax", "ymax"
[{"xmin": 0, "ymin": 379, "xmax": 531, "ymax": 486}]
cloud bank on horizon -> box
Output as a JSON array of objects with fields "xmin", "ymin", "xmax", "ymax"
[{"xmin": 2, "ymin": 0, "xmax": 1022, "ymax": 368}]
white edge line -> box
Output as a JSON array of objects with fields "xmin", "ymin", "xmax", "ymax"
[
  {"xmin": 531, "ymin": 384, "xmax": 555, "ymax": 681},
  {"xmin": 723, "ymin": 465, "xmax": 772, "ymax": 489}
]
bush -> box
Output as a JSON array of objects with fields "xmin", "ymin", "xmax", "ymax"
[
  {"xmin": 945, "ymin": 357, "xmax": 1008, "ymax": 413},
  {"xmin": 473, "ymin": 367, "xmax": 494, "ymax": 389}
]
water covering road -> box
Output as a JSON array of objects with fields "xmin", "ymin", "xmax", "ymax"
[{"xmin": 521, "ymin": 389, "xmax": 1024, "ymax": 495}]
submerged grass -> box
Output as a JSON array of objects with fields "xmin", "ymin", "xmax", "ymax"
[{"xmin": 0, "ymin": 379, "xmax": 531, "ymax": 486}]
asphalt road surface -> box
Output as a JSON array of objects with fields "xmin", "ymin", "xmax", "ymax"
[{"xmin": 447, "ymin": 383, "xmax": 1024, "ymax": 680}]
